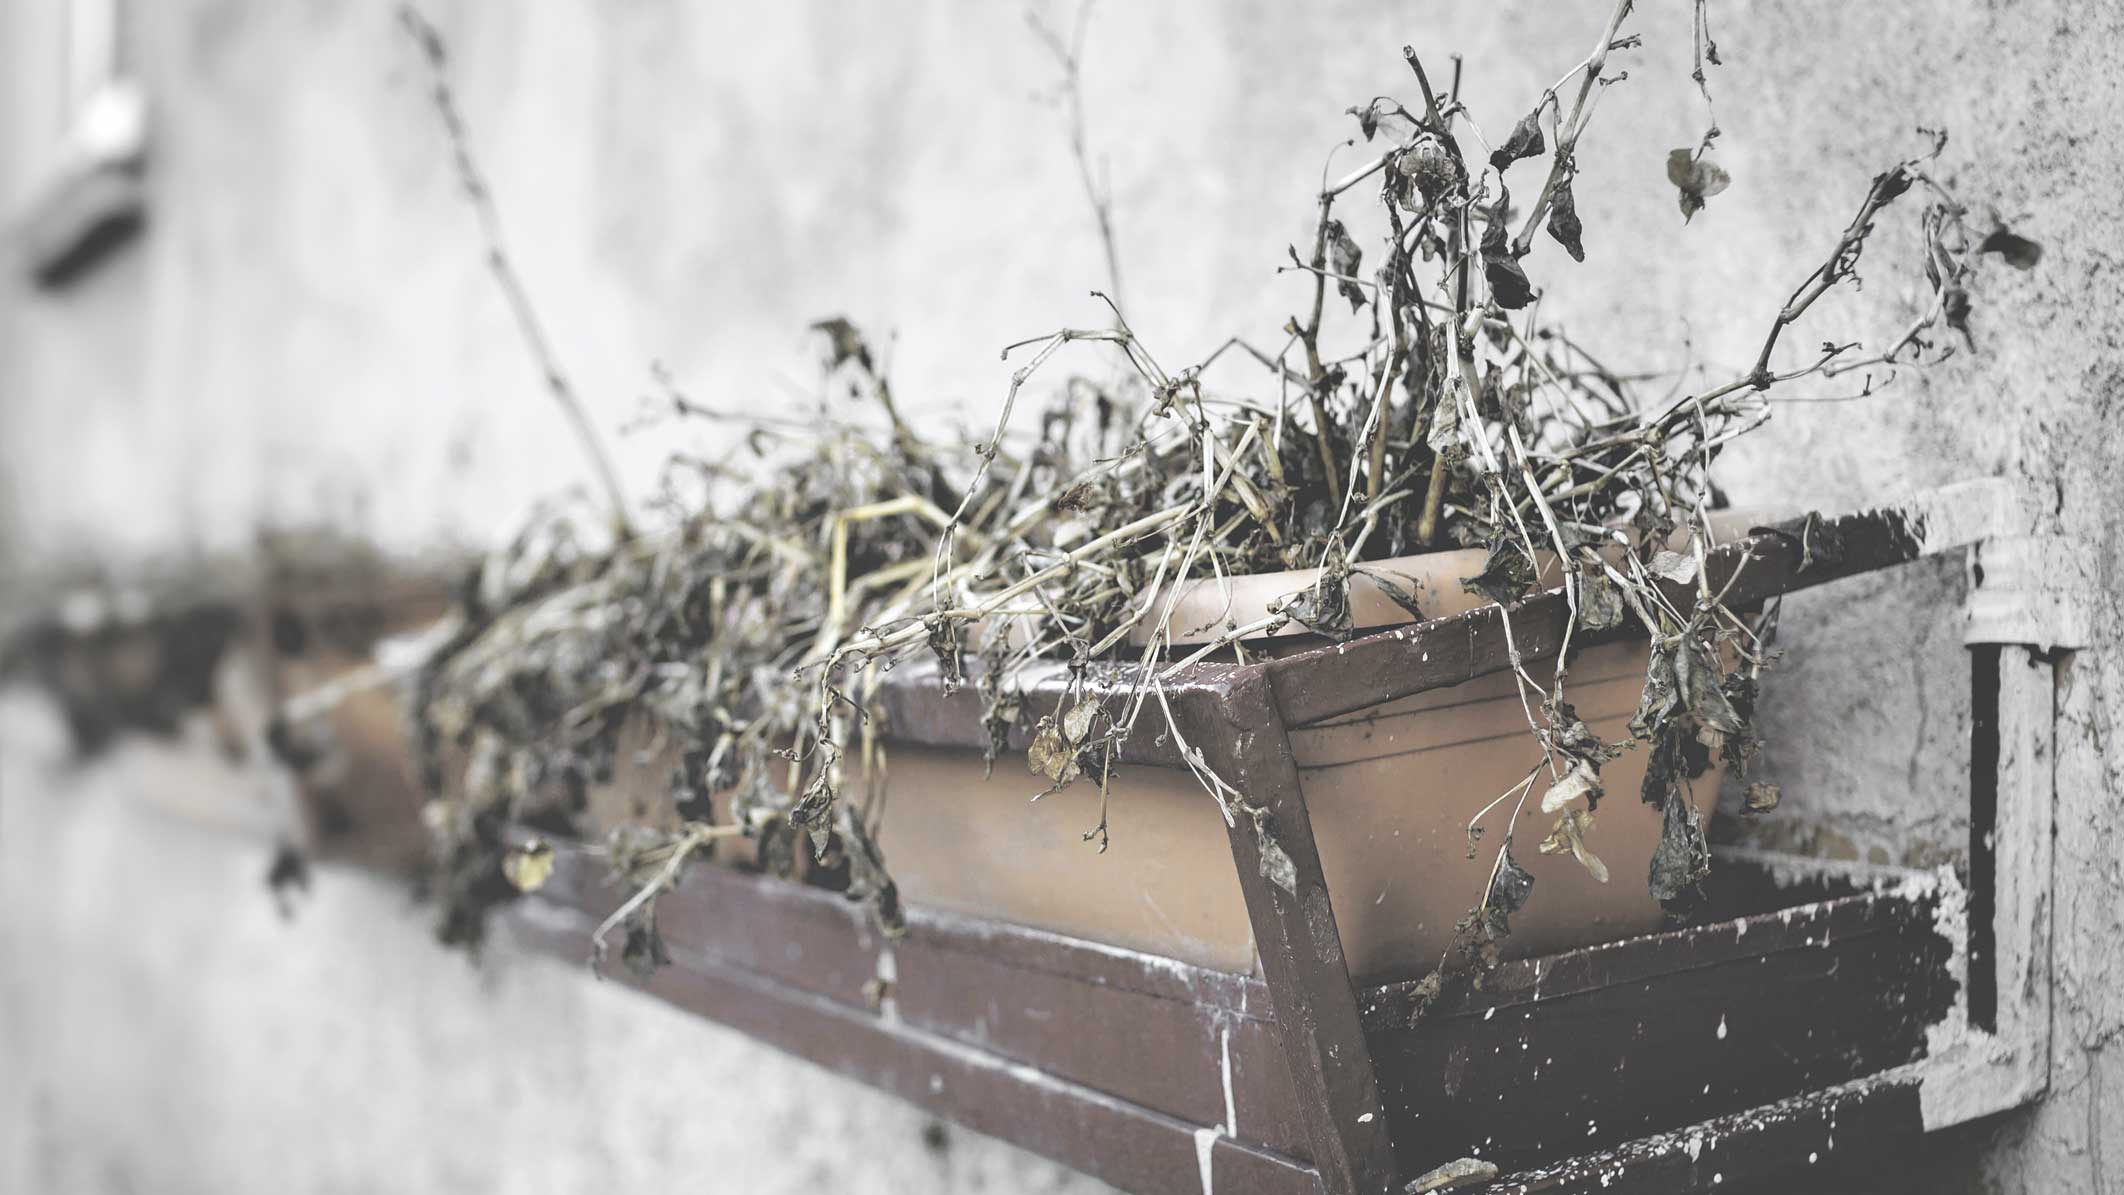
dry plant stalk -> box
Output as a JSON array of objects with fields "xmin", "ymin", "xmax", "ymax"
[
  {"xmin": 407, "ymin": 2, "xmax": 2028, "ymax": 982},
  {"xmin": 399, "ymin": 6, "xmax": 632, "ymax": 541}
]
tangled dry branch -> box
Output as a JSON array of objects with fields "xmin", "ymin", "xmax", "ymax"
[{"xmin": 403, "ymin": 1, "xmax": 2025, "ymax": 982}]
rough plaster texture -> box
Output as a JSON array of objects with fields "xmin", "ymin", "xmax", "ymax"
[
  {"xmin": 0, "ymin": 689, "xmax": 1117, "ymax": 1195},
  {"xmin": 0, "ymin": 0, "xmax": 2118, "ymax": 1192}
]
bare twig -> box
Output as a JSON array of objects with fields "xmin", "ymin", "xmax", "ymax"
[
  {"xmin": 398, "ymin": 6, "xmax": 631, "ymax": 539},
  {"xmin": 1028, "ymin": 2, "xmax": 1125, "ymax": 315}
]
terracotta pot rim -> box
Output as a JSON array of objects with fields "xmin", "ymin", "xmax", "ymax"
[{"xmin": 1131, "ymin": 508, "xmax": 1773, "ymax": 648}]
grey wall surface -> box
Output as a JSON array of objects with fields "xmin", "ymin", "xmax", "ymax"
[{"xmin": 1, "ymin": 1, "xmax": 2118, "ymax": 1192}]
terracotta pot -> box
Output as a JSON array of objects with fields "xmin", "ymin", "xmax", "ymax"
[{"xmin": 876, "ymin": 534, "xmax": 1742, "ymax": 982}]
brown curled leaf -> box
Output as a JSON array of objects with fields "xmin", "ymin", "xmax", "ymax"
[
  {"xmin": 1547, "ymin": 174, "xmax": 1585, "ymax": 262},
  {"xmin": 1667, "ymin": 148, "xmax": 1731, "ymax": 221}
]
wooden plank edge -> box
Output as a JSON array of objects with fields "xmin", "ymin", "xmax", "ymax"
[
  {"xmin": 533, "ymin": 838, "xmax": 1268, "ymax": 1015},
  {"xmin": 1362, "ymin": 886, "xmax": 1943, "ymax": 1026},
  {"xmin": 1482, "ymin": 1075, "xmax": 1925, "ymax": 1195},
  {"xmin": 505, "ymin": 897, "xmax": 1324, "ymax": 1195}
]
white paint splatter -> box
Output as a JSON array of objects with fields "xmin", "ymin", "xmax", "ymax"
[
  {"xmin": 1193, "ymin": 1127, "xmax": 1218, "ymax": 1195},
  {"xmin": 1716, "ymin": 1014, "xmax": 1728, "ymax": 1040},
  {"xmin": 874, "ymin": 946, "xmax": 899, "ymax": 1024},
  {"xmin": 1219, "ymin": 1025, "xmax": 1237, "ymax": 1137}
]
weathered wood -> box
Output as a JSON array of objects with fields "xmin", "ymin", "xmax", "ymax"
[
  {"xmin": 528, "ymin": 839, "xmax": 1310, "ymax": 1156},
  {"xmin": 507, "ymin": 897, "xmax": 1325, "ymax": 1195},
  {"xmin": 490, "ymin": 488, "xmax": 2048, "ymax": 1192},
  {"xmin": 871, "ymin": 655, "xmax": 1237, "ymax": 770},
  {"xmin": 1362, "ymin": 890, "xmax": 1955, "ymax": 1175},
  {"xmin": 1911, "ymin": 639, "xmax": 2058, "ymax": 1128},
  {"xmin": 1484, "ymin": 1076, "xmax": 1926, "ymax": 1194},
  {"xmin": 893, "ymin": 931, "xmax": 1312, "ymax": 1158},
  {"xmin": 1210, "ymin": 671, "xmax": 1401, "ymax": 1194},
  {"xmin": 1264, "ymin": 504, "xmax": 1933, "ymax": 728}
]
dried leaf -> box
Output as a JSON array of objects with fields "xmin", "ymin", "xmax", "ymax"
[
  {"xmin": 1353, "ymin": 566, "xmax": 1425, "ymax": 622},
  {"xmin": 1053, "ymin": 479, "xmax": 1103, "ymax": 512},
  {"xmin": 501, "ymin": 839, "xmax": 555, "ymax": 893},
  {"xmin": 1483, "ymin": 844, "xmax": 1535, "ymax": 939},
  {"xmin": 1568, "ymin": 828, "xmax": 1609, "ymax": 884},
  {"xmin": 1546, "ymin": 698, "xmax": 1614, "ymax": 769},
  {"xmin": 1461, "ymin": 538, "xmax": 1536, "ymax": 606},
  {"xmin": 1327, "ymin": 218, "xmax": 1367, "ymax": 312},
  {"xmin": 1629, "ymin": 645, "xmax": 1679, "ymax": 740},
  {"xmin": 1257, "ymin": 823, "xmax": 1299, "ymax": 894},
  {"xmin": 1642, "ymin": 721, "xmax": 1712, "ymax": 807},
  {"xmin": 1489, "ymin": 110, "xmax": 1547, "ymax": 174},
  {"xmin": 1538, "ymin": 758, "xmax": 1604, "ymax": 814},
  {"xmin": 925, "ymin": 615, "xmax": 964, "ymax": 695},
  {"xmin": 1539, "ymin": 808, "xmax": 1609, "ymax": 884},
  {"xmin": 1026, "ymin": 715, "xmax": 1080, "ymax": 786},
  {"xmin": 810, "ymin": 316, "xmax": 874, "ymax": 373},
  {"xmin": 980, "ymin": 685, "xmax": 1023, "ymax": 778},
  {"xmin": 1720, "ymin": 672, "xmax": 1763, "ymax": 772},
  {"xmin": 1648, "ymin": 787, "xmax": 1711, "ymax": 906},
  {"xmin": 1397, "ymin": 134, "xmax": 1462, "ymax": 206},
  {"xmin": 1870, "ymin": 164, "xmax": 1915, "ymax": 204},
  {"xmin": 1481, "ymin": 188, "xmax": 1535, "ymax": 309},
  {"xmin": 1061, "ymin": 699, "xmax": 1098, "ymax": 744},
  {"xmin": 1647, "ymin": 548, "xmax": 1699, "ymax": 586},
  {"xmin": 1426, "ymin": 381, "xmax": 1462, "ymax": 454},
  {"xmin": 1675, "ymin": 641, "xmax": 1743, "ymax": 733},
  {"xmin": 1348, "ymin": 104, "xmax": 1379, "ymax": 142},
  {"xmin": 838, "ymin": 802, "xmax": 906, "ymax": 936},
  {"xmin": 1666, "ymin": 148, "xmax": 1731, "ymax": 222},
  {"xmin": 1279, "ymin": 572, "xmax": 1354, "ymax": 640},
  {"xmin": 1547, "ymin": 174, "xmax": 1586, "ymax": 262},
  {"xmin": 1576, "ymin": 564, "xmax": 1625, "ymax": 632},
  {"xmin": 1485, "ymin": 254, "xmax": 1536, "ymax": 310},
  {"xmin": 1744, "ymin": 781, "xmax": 1782, "ymax": 813}
]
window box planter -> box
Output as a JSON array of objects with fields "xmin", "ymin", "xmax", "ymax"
[
  {"xmin": 263, "ymin": 562, "xmax": 458, "ymax": 873},
  {"xmin": 492, "ymin": 480, "xmax": 2080, "ymax": 1195},
  {"xmin": 868, "ymin": 536, "xmax": 1736, "ymax": 980}
]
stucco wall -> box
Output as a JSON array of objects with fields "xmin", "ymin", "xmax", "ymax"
[{"xmin": 2, "ymin": 1, "xmax": 2119, "ymax": 1192}]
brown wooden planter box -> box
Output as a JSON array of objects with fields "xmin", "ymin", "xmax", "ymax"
[
  {"xmin": 512, "ymin": 836, "xmax": 1948, "ymax": 1194},
  {"xmin": 496, "ymin": 483, "xmax": 2074, "ymax": 1195},
  {"xmin": 875, "ymin": 635, "xmax": 1716, "ymax": 982},
  {"xmin": 262, "ymin": 564, "xmax": 458, "ymax": 873},
  {"xmin": 868, "ymin": 518, "xmax": 1766, "ymax": 981}
]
